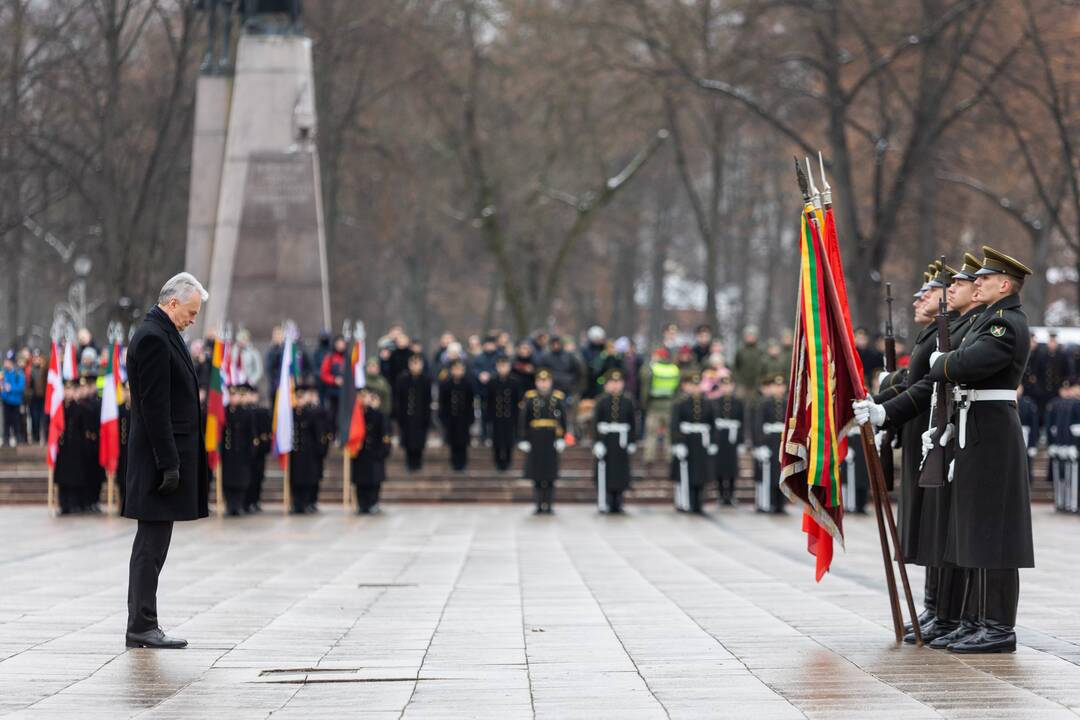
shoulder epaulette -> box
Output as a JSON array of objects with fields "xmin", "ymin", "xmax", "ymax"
[
  {"xmin": 553, "ymin": 390, "xmax": 566, "ymax": 399},
  {"xmin": 524, "ymin": 389, "xmax": 538, "ymax": 398}
]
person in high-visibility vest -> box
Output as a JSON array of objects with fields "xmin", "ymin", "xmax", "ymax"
[{"xmin": 639, "ymin": 348, "xmax": 680, "ymax": 465}]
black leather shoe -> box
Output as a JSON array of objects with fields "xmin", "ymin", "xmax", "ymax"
[
  {"xmin": 929, "ymin": 620, "xmax": 979, "ymax": 650},
  {"xmin": 948, "ymin": 624, "xmax": 1016, "ymax": 654},
  {"xmin": 126, "ymin": 628, "xmax": 188, "ymax": 649},
  {"xmin": 904, "ymin": 610, "xmax": 934, "ymax": 635},
  {"xmin": 906, "ymin": 618, "xmax": 958, "ymax": 644}
]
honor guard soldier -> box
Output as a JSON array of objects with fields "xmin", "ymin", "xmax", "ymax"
[
  {"xmin": 709, "ymin": 368, "xmax": 744, "ymax": 507},
  {"xmin": 750, "ymin": 374, "xmax": 787, "ymax": 513},
  {"xmin": 591, "ymin": 369, "xmax": 637, "ymax": 514},
  {"xmin": 853, "ymin": 260, "xmax": 951, "ymax": 636},
  {"xmin": 245, "ymin": 395, "xmax": 272, "ymax": 513},
  {"xmin": 1047, "ymin": 379, "xmax": 1078, "ymax": 512},
  {"xmin": 518, "ymin": 368, "xmax": 566, "ymax": 514},
  {"xmin": 351, "ymin": 389, "xmax": 392, "ymax": 514},
  {"xmin": 924, "ymin": 246, "xmax": 1035, "ymax": 653},
  {"xmin": 1015, "ymin": 384, "xmax": 1039, "ymax": 481},
  {"xmin": 670, "ymin": 371, "xmax": 717, "ymax": 514},
  {"xmin": 438, "ymin": 359, "xmax": 475, "ymax": 471},
  {"xmin": 488, "ymin": 356, "xmax": 522, "ymax": 471},
  {"xmin": 220, "ymin": 384, "xmax": 256, "ymax": 516},
  {"xmin": 394, "ymin": 353, "xmax": 432, "ymax": 471},
  {"xmin": 289, "ymin": 382, "xmax": 329, "ymax": 514}
]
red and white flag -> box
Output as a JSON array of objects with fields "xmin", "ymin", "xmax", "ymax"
[
  {"xmin": 45, "ymin": 341, "xmax": 65, "ymax": 467},
  {"xmin": 98, "ymin": 342, "xmax": 121, "ymax": 475}
]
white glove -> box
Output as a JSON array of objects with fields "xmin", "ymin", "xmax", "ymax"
[
  {"xmin": 736, "ymin": 444, "xmax": 747, "ymax": 454},
  {"xmin": 938, "ymin": 422, "xmax": 955, "ymax": 447},
  {"xmin": 852, "ymin": 399, "xmax": 886, "ymax": 427},
  {"xmin": 877, "ymin": 371, "xmax": 891, "ymax": 389},
  {"xmin": 592, "ymin": 442, "xmax": 607, "ymax": 459},
  {"xmin": 947, "ymin": 459, "xmax": 955, "ymax": 483},
  {"xmin": 921, "ymin": 427, "xmax": 936, "ymax": 457},
  {"xmin": 756, "ymin": 446, "xmax": 772, "ymax": 462},
  {"xmin": 517, "ymin": 441, "xmax": 531, "ymax": 453},
  {"xmin": 626, "ymin": 443, "xmax": 637, "ymax": 454},
  {"xmin": 1069, "ymin": 446, "xmax": 1079, "ymax": 461},
  {"xmin": 1070, "ymin": 424, "xmax": 1080, "ymax": 437},
  {"xmin": 555, "ymin": 439, "xmax": 566, "ymax": 453},
  {"xmin": 929, "ymin": 351, "xmax": 944, "ymax": 368},
  {"xmin": 672, "ymin": 443, "xmax": 688, "ymax": 460},
  {"xmin": 874, "ymin": 430, "xmax": 886, "ymax": 452},
  {"xmin": 708, "ymin": 444, "xmax": 719, "ymax": 456},
  {"xmin": 1027, "ymin": 446, "xmax": 1037, "ymax": 458}
]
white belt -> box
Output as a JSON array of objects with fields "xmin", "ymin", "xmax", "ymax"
[
  {"xmin": 715, "ymin": 418, "xmax": 741, "ymax": 444},
  {"xmin": 597, "ymin": 421, "xmax": 631, "ymax": 448},
  {"xmin": 679, "ymin": 422, "xmax": 712, "ymax": 444},
  {"xmin": 952, "ymin": 388, "xmax": 1016, "ymax": 449},
  {"xmin": 763, "ymin": 422, "xmax": 785, "ymax": 435}
]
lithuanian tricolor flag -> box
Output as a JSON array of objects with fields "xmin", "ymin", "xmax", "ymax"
[{"xmin": 780, "ymin": 197, "xmax": 865, "ymax": 581}]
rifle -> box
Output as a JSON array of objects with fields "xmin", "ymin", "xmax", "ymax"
[
  {"xmin": 879, "ymin": 283, "xmax": 897, "ymax": 491},
  {"xmin": 919, "ymin": 257, "xmax": 951, "ymax": 488}
]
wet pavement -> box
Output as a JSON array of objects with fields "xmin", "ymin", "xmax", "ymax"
[{"xmin": 1, "ymin": 502, "xmax": 1078, "ymax": 719}]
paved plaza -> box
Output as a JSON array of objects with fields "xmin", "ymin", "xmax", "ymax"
[{"xmin": 1, "ymin": 502, "xmax": 1079, "ymax": 719}]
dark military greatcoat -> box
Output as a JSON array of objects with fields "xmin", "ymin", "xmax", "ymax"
[
  {"xmin": 592, "ymin": 392, "xmax": 637, "ymax": 493},
  {"xmin": 670, "ymin": 394, "xmax": 716, "ymax": 488},
  {"xmin": 394, "ymin": 373, "xmax": 432, "ymax": 452},
  {"xmin": 711, "ymin": 394, "xmax": 744, "ymax": 479},
  {"xmin": 438, "ymin": 378, "xmax": 474, "ymax": 447},
  {"xmin": 519, "ymin": 389, "xmax": 566, "ymax": 486}
]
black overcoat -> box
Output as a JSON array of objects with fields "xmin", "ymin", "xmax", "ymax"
[
  {"xmin": 351, "ymin": 407, "xmax": 391, "ymax": 486},
  {"xmin": 438, "ymin": 378, "xmax": 474, "ymax": 447},
  {"xmin": 592, "ymin": 392, "xmax": 637, "ymax": 493},
  {"xmin": 711, "ymin": 394, "xmax": 744, "ymax": 479},
  {"xmin": 670, "ymin": 394, "xmax": 715, "ymax": 488},
  {"xmin": 519, "ymin": 389, "xmax": 565, "ymax": 486}
]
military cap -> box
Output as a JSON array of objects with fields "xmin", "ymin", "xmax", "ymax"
[
  {"xmin": 535, "ymin": 368, "xmax": 553, "ymax": 381},
  {"xmin": 927, "ymin": 265, "xmax": 957, "ymax": 288},
  {"xmin": 913, "ymin": 271, "xmax": 932, "ymax": 298},
  {"xmin": 602, "ymin": 369, "xmax": 625, "ymax": 384},
  {"xmin": 975, "ymin": 245, "xmax": 1032, "ymax": 278},
  {"xmin": 771, "ymin": 374, "xmax": 786, "ymax": 385},
  {"xmin": 952, "ymin": 252, "xmax": 981, "ymax": 281}
]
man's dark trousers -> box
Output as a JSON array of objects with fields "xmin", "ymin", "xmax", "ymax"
[{"xmin": 127, "ymin": 520, "xmax": 174, "ymax": 633}]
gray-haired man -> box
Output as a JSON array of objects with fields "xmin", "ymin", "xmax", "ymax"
[{"xmin": 123, "ymin": 272, "xmax": 210, "ymax": 649}]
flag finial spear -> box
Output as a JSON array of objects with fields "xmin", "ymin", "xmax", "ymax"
[
  {"xmin": 818, "ymin": 151, "xmax": 832, "ymax": 206},
  {"xmin": 795, "ymin": 156, "xmax": 810, "ymax": 202},
  {"xmin": 805, "ymin": 157, "xmax": 822, "ymax": 209}
]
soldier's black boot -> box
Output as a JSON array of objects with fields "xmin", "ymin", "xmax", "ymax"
[{"xmin": 948, "ymin": 569, "xmax": 1018, "ymax": 654}]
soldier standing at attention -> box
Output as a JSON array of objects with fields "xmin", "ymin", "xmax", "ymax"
[
  {"xmin": 394, "ymin": 353, "xmax": 432, "ymax": 471},
  {"xmin": 438, "ymin": 359, "xmax": 474, "ymax": 472},
  {"xmin": 518, "ymin": 369, "xmax": 566, "ymax": 515},
  {"xmin": 488, "ymin": 356, "xmax": 522, "ymax": 471},
  {"xmin": 591, "ymin": 369, "xmax": 637, "ymax": 514}
]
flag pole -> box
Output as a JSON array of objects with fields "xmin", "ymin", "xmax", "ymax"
[
  {"xmin": 343, "ymin": 448, "xmax": 351, "ymax": 513},
  {"xmin": 107, "ymin": 472, "xmax": 115, "ymax": 515},
  {"xmin": 283, "ymin": 462, "xmax": 291, "ymax": 515},
  {"xmin": 47, "ymin": 467, "xmax": 55, "ymax": 516},
  {"xmin": 804, "ymin": 155, "xmax": 920, "ymax": 645}
]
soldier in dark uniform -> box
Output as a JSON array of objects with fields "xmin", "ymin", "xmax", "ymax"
[
  {"xmin": 221, "ymin": 385, "xmax": 256, "ymax": 516},
  {"xmin": 1046, "ymin": 380, "xmax": 1077, "ymax": 512},
  {"xmin": 351, "ymin": 389, "xmax": 391, "ymax": 514},
  {"xmin": 289, "ymin": 383, "xmax": 329, "ymax": 514},
  {"xmin": 925, "ymin": 246, "xmax": 1035, "ymax": 654},
  {"xmin": 1031, "ymin": 330, "xmax": 1072, "ymax": 424},
  {"xmin": 245, "ymin": 397, "xmax": 272, "ymax": 513},
  {"xmin": 670, "ymin": 371, "xmax": 717, "ymax": 514},
  {"xmin": 438, "ymin": 359, "xmax": 474, "ymax": 471},
  {"xmin": 1016, "ymin": 383, "xmax": 1039, "ymax": 482},
  {"xmin": 488, "ymin": 356, "xmax": 521, "ymax": 471},
  {"xmin": 394, "ymin": 353, "xmax": 431, "ymax": 471},
  {"xmin": 78, "ymin": 375, "xmax": 105, "ymax": 513},
  {"xmin": 710, "ymin": 368, "xmax": 743, "ymax": 507},
  {"xmin": 854, "ymin": 261, "xmax": 948, "ymax": 634},
  {"xmin": 749, "ymin": 375, "xmax": 786, "ymax": 514},
  {"xmin": 843, "ymin": 427, "xmax": 869, "ymax": 514},
  {"xmin": 591, "ymin": 369, "xmax": 637, "ymax": 514},
  {"xmin": 518, "ymin": 369, "xmax": 566, "ymax": 514},
  {"xmin": 55, "ymin": 379, "xmax": 85, "ymax": 514}
]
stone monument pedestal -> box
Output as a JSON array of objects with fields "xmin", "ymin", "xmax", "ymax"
[{"xmin": 186, "ymin": 32, "xmax": 330, "ymax": 341}]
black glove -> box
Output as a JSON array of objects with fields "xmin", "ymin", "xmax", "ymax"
[{"xmin": 157, "ymin": 467, "xmax": 180, "ymax": 496}]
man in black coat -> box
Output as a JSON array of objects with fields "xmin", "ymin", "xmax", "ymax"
[
  {"xmin": 438, "ymin": 360, "xmax": 474, "ymax": 471},
  {"xmin": 122, "ymin": 272, "xmax": 210, "ymax": 649},
  {"xmin": 394, "ymin": 354, "xmax": 431, "ymax": 470},
  {"xmin": 518, "ymin": 369, "xmax": 567, "ymax": 514},
  {"xmin": 487, "ymin": 356, "xmax": 521, "ymax": 471},
  {"xmin": 670, "ymin": 372, "xmax": 718, "ymax": 515},
  {"xmin": 925, "ymin": 246, "xmax": 1035, "ymax": 654},
  {"xmin": 710, "ymin": 369, "xmax": 744, "ymax": 507}
]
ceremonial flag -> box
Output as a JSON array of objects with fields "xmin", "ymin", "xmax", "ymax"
[
  {"xmin": 99, "ymin": 342, "xmax": 121, "ymax": 475},
  {"xmin": 272, "ymin": 330, "xmax": 295, "ymax": 468},
  {"xmin": 205, "ymin": 339, "xmax": 225, "ymax": 471},
  {"xmin": 339, "ymin": 334, "xmax": 367, "ymax": 456},
  {"xmin": 220, "ymin": 341, "xmax": 231, "ymax": 409},
  {"xmin": 62, "ymin": 341, "xmax": 76, "ymax": 381},
  {"xmin": 779, "ymin": 195, "xmax": 865, "ymax": 581},
  {"xmin": 45, "ymin": 341, "xmax": 65, "ymax": 468}
]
